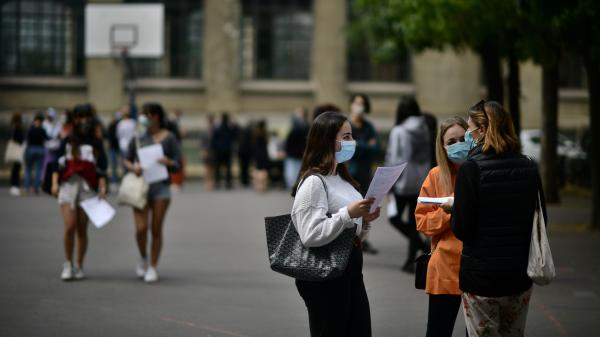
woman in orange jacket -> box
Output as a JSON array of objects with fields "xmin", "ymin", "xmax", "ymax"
[{"xmin": 415, "ymin": 117, "xmax": 468, "ymax": 337}]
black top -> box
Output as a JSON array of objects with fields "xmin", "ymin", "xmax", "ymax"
[
  {"xmin": 451, "ymin": 146, "xmax": 547, "ymax": 297},
  {"xmin": 11, "ymin": 127, "xmax": 25, "ymax": 144},
  {"xmin": 26, "ymin": 126, "xmax": 48, "ymax": 146},
  {"xmin": 107, "ymin": 119, "xmax": 120, "ymax": 150},
  {"xmin": 212, "ymin": 124, "xmax": 238, "ymax": 153}
]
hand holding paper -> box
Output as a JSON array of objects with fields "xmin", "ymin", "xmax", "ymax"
[
  {"xmin": 364, "ymin": 163, "xmax": 407, "ymax": 213},
  {"xmin": 137, "ymin": 144, "xmax": 168, "ymax": 184}
]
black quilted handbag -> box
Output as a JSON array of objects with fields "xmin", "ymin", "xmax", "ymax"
[{"xmin": 264, "ymin": 175, "xmax": 356, "ymax": 281}]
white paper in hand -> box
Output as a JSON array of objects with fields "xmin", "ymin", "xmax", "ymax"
[
  {"xmin": 417, "ymin": 197, "xmax": 453, "ymax": 205},
  {"xmin": 79, "ymin": 197, "xmax": 115, "ymax": 228},
  {"xmin": 137, "ymin": 144, "xmax": 168, "ymax": 184},
  {"xmin": 365, "ymin": 163, "xmax": 407, "ymax": 213}
]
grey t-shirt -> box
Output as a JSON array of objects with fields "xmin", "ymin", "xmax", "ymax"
[{"xmin": 126, "ymin": 131, "xmax": 182, "ymax": 184}]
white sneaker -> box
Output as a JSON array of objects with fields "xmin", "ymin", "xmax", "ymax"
[
  {"xmin": 73, "ymin": 266, "xmax": 85, "ymax": 280},
  {"xmin": 61, "ymin": 262, "xmax": 73, "ymax": 281},
  {"xmin": 135, "ymin": 258, "xmax": 148, "ymax": 278},
  {"xmin": 9, "ymin": 186, "xmax": 21, "ymax": 196},
  {"xmin": 144, "ymin": 266, "xmax": 158, "ymax": 283}
]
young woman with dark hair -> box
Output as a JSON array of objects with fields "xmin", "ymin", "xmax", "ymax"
[
  {"xmin": 415, "ymin": 117, "xmax": 468, "ymax": 337},
  {"xmin": 291, "ymin": 111, "xmax": 380, "ymax": 337},
  {"xmin": 51, "ymin": 104, "xmax": 107, "ymax": 281},
  {"xmin": 8, "ymin": 112, "xmax": 25, "ymax": 196},
  {"xmin": 123, "ymin": 102, "xmax": 181, "ymax": 283},
  {"xmin": 452, "ymin": 100, "xmax": 546, "ymax": 337}
]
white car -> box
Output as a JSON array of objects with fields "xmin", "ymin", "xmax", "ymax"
[{"xmin": 520, "ymin": 129, "xmax": 587, "ymax": 162}]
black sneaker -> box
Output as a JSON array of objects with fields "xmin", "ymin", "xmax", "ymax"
[{"xmin": 362, "ymin": 240, "xmax": 379, "ymax": 255}]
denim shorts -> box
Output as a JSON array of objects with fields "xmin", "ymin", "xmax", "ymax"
[
  {"xmin": 58, "ymin": 175, "xmax": 96, "ymax": 209},
  {"xmin": 147, "ymin": 181, "xmax": 171, "ymax": 200}
]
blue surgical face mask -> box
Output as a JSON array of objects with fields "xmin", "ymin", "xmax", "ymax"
[
  {"xmin": 446, "ymin": 142, "xmax": 470, "ymax": 163},
  {"xmin": 464, "ymin": 128, "xmax": 479, "ymax": 150},
  {"xmin": 335, "ymin": 140, "xmax": 356, "ymax": 163}
]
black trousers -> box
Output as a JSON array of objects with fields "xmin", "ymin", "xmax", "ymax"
[
  {"xmin": 238, "ymin": 155, "xmax": 251, "ymax": 187},
  {"xmin": 426, "ymin": 294, "xmax": 462, "ymax": 337},
  {"xmin": 10, "ymin": 162, "xmax": 21, "ymax": 187},
  {"xmin": 389, "ymin": 194, "xmax": 428, "ymax": 264},
  {"xmin": 295, "ymin": 246, "xmax": 371, "ymax": 337},
  {"xmin": 215, "ymin": 151, "xmax": 232, "ymax": 188}
]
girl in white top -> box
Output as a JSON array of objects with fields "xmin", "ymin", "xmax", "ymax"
[{"xmin": 291, "ymin": 111, "xmax": 380, "ymax": 337}]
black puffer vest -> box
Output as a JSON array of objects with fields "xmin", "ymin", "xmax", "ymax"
[{"xmin": 460, "ymin": 147, "xmax": 539, "ymax": 297}]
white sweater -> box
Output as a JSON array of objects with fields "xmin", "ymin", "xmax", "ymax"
[{"xmin": 291, "ymin": 174, "xmax": 365, "ymax": 248}]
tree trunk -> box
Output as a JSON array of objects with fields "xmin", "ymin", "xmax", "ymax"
[
  {"xmin": 541, "ymin": 62, "xmax": 560, "ymax": 203},
  {"xmin": 584, "ymin": 55, "xmax": 600, "ymax": 229},
  {"xmin": 480, "ymin": 40, "xmax": 504, "ymax": 103},
  {"xmin": 508, "ymin": 51, "xmax": 521, "ymax": 135}
]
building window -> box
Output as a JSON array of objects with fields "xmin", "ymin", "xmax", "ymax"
[
  {"xmin": 346, "ymin": 0, "xmax": 411, "ymax": 82},
  {"xmin": 126, "ymin": 0, "xmax": 202, "ymax": 79},
  {"xmin": 559, "ymin": 54, "xmax": 586, "ymax": 89},
  {"xmin": 241, "ymin": 0, "xmax": 313, "ymax": 80},
  {"xmin": 0, "ymin": 0, "xmax": 85, "ymax": 76}
]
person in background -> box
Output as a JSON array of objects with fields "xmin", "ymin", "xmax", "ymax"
[
  {"xmin": 291, "ymin": 111, "xmax": 379, "ymax": 337},
  {"xmin": 312, "ymin": 103, "xmax": 341, "ymax": 121},
  {"xmin": 24, "ymin": 113, "xmax": 48, "ymax": 194},
  {"xmin": 212, "ymin": 112, "xmax": 238, "ymax": 189},
  {"xmin": 51, "ymin": 104, "xmax": 107, "ymax": 280},
  {"xmin": 200, "ymin": 114, "xmax": 216, "ymax": 191},
  {"xmin": 422, "ymin": 112, "xmax": 438, "ymax": 168},
  {"xmin": 123, "ymin": 103, "xmax": 181, "ymax": 283},
  {"xmin": 348, "ymin": 93, "xmax": 381, "ymax": 255},
  {"xmin": 284, "ymin": 107, "xmax": 309, "ymax": 189},
  {"xmin": 117, "ymin": 105, "xmax": 136, "ymax": 161},
  {"xmin": 238, "ymin": 120, "xmax": 255, "ymax": 188},
  {"xmin": 107, "ymin": 110, "xmax": 122, "ymax": 188},
  {"xmin": 167, "ymin": 109, "xmax": 185, "ymax": 192},
  {"xmin": 452, "ymin": 100, "xmax": 545, "ymax": 337},
  {"xmin": 415, "ymin": 117, "xmax": 468, "ymax": 337},
  {"xmin": 43, "ymin": 107, "xmax": 63, "ymax": 145},
  {"xmin": 253, "ymin": 120, "xmax": 270, "ymax": 193},
  {"xmin": 8, "ymin": 112, "xmax": 25, "ymax": 196},
  {"xmin": 385, "ymin": 96, "xmax": 431, "ymax": 272}
]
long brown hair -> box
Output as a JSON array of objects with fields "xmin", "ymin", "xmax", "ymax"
[
  {"xmin": 291, "ymin": 111, "xmax": 358, "ymax": 197},
  {"xmin": 435, "ymin": 117, "xmax": 468, "ymax": 195},
  {"xmin": 468, "ymin": 100, "xmax": 520, "ymax": 155}
]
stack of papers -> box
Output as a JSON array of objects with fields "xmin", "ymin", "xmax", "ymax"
[{"xmin": 365, "ymin": 163, "xmax": 408, "ymax": 213}]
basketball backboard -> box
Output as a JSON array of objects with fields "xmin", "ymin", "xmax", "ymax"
[{"xmin": 85, "ymin": 4, "xmax": 164, "ymax": 58}]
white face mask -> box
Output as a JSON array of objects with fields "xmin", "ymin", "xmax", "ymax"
[{"xmin": 351, "ymin": 103, "xmax": 365, "ymax": 116}]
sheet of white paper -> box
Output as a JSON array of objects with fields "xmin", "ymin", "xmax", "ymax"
[
  {"xmin": 79, "ymin": 197, "xmax": 115, "ymax": 228},
  {"xmin": 137, "ymin": 144, "xmax": 168, "ymax": 184},
  {"xmin": 365, "ymin": 163, "xmax": 407, "ymax": 213},
  {"xmin": 417, "ymin": 197, "xmax": 452, "ymax": 205}
]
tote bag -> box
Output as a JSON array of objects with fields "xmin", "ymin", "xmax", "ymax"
[
  {"xmin": 4, "ymin": 140, "xmax": 24, "ymax": 163},
  {"xmin": 527, "ymin": 192, "xmax": 556, "ymax": 285},
  {"xmin": 265, "ymin": 174, "xmax": 355, "ymax": 281}
]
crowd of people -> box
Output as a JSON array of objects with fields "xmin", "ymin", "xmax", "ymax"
[{"xmin": 5, "ymin": 95, "xmax": 546, "ymax": 336}]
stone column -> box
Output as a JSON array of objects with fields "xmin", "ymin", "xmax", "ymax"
[
  {"xmin": 203, "ymin": 0, "xmax": 241, "ymax": 113},
  {"xmin": 413, "ymin": 49, "xmax": 481, "ymax": 116},
  {"xmin": 86, "ymin": 0, "xmax": 124, "ymax": 113},
  {"xmin": 312, "ymin": 0, "xmax": 347, "ymax": 108}
]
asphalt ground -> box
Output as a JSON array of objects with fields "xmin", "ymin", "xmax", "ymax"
[{"xmin": 0, "ymin": 184, "xmax": 598, "ymax": 337}]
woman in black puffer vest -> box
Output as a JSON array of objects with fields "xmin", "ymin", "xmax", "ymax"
[{"xmin": 451, "ymin": 100, "xmax": 547, "ymax": 337}]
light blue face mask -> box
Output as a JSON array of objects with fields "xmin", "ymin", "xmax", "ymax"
[
  {"xmin": 335, "ymin": 140, "xmax": 356, "ymax": 163},
  {"xmin": 446, "ymin": 142, "xmax": 470, "ymax": 163},
  {"xmin": 464, "ymin": 128, "xmax": 479, "ymax": 150}
]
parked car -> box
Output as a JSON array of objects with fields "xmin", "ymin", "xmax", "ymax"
[
  {"xmin": 520, "ymin": 129, "xmax": 587, "ymax": 162},
  {"xmin": 520, "ymin": 129, "xmax": 588, "ymax": 186}
]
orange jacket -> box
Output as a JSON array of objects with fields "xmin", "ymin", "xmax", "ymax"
[{"xmin": 415, "ymin": 166, "xmax": 462, "ymax": 295}]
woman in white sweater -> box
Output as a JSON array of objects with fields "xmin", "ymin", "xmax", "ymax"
[{"xmin": 291, "ymin": 111, "xmax": 380, "ymax": 337}]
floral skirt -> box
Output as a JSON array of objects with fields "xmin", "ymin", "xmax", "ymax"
[{"xmin": 462, "ymin": 287, "xmax": 533, "ymax": 337}]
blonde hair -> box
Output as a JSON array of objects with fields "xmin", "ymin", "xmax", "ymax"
[
  {"xmin": 468, "ymin": 100, "xmax": 520, "ymax": 155},
  {"xmin": 436, "ymin": 117, "xmax": 468, "ymax": 195}
]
